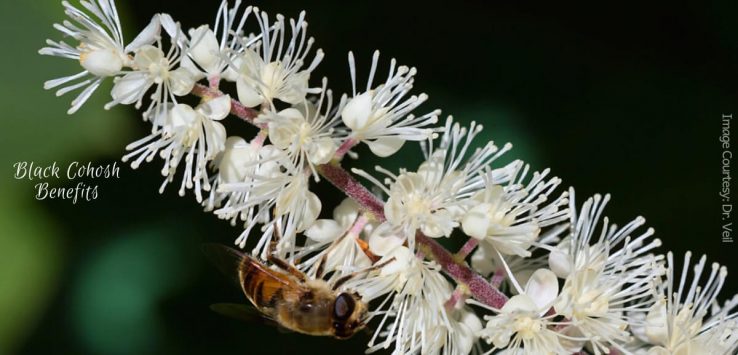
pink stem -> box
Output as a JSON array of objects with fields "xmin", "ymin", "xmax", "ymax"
[
  {"xmin": 190, "ymin": 84, "xmax": 508, "ymax": 309},
  {"xmin": 334, "ymin": 138, "xmax": 358, "ymax": 160},
  {"xmin": 455, "ymin": 238, "xmax": 478, "ymax": 260},
  {"xmin": 417, "ymin": 233, "xmax": 508, "ymax": 308},
  {"xmin": 318, "ymin": 163, "xmax": 508, "ymax": 309},
  {"xmin": 191, "ymin": 84, "xmax": 262, "ymax": 127},
  {"xmin": 208, "ymin": 76, "xmax": 221, "ymax": 89},
  {"xmin": 317, "ymin": 163, "xmax": 386, "ymax": 221},
  {"xmin": 347, "ymin": 214, "xmax": 369, "ymax": 237},
  {"xmin": 490, "ymin": 268, "xmax": 506, "ymax": 288},
  {"xmin": 250, "ymin": 129, "xmax": 268, "ymax": 148},
  {"xmin": 444, "ymin": 286, "xmax": 466, "ymax": 310}
]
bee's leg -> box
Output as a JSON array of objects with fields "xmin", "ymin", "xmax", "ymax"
[
  {"xmin": 268, "ymin": 216, "xmax": 281, "ymax": 257},
  {"xmin": 267, "ymin": 222, "xmax": 306, "ymax": 281},
  {"xmin": 332, "ymin": 257, "xmax": 396, "ymax": 290},
  {"xmin": 317, "ymin": 214, "xmax": 381, "ymax": 280},
  {"xmin": 267, "ymin": 254, "xmax": 307, "ymax": 282},
  {"xmin": 315, "ymin": 225, "xmax": 358, "ymax": 279},
  {"xmin": 314, "ymin": 230, "xmax": 349, "ymax": 279},
  {"xmin": 315, "ymin": 256, "xmax": 326, "ymax": 280}
]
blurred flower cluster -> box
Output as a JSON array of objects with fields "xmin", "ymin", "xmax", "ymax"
[{"xmin": 40, "ymin": 1, "xmax": 738, "ymax": 354}]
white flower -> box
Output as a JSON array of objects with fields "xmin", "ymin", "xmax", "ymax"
[
  {"xmin": 446, "ymin": 307, "xmax": 484, "ymax": 355},
  {"xmin": 184, "ymin": 0, "xmax": 252, "ymax": 81},
  {"xmin": 256, "ymin": 79, "xmax": 341, "ymax": 178},
  {"xmin": 354, "ymin": 118, "xmax": 519, "ymax": 248},
  {"xmin": 216, "ymin": 136, "xmax": 266, "ymax": 183},
  {"xmin": 548, "ymin": 189, "xmax": 665, "ymax": 354},
  {"xmin": 235, "ymin": 9, "xmax": 324, "ymax": 107},
  {"xmin": 122, "ymin": 95, "xmax": 230, "ymax": 202},
  {"xmin": 418, "ymin": 305, "xmax": 483, "ymax": 355},
  {"xmin": 633, "ymin": 252, "xmax": 738, "ymax": 354},
  {"xmin": 297, "ymin": 199, "xmax": 375, "ymax": 278},
  {"xmin": 203, "ymin": 135, "xmax": 280, "ymax": 215},
  {"xmin": 40, "ymin": 0, "xmax": 161, "ymax": 113},
  {"xmin": 205, "ymin": 137, "xmax": 291, "ymax": 257},
  {"xmin": 215, "ymin": 154, "xmax": 321, "ymax": 259},
  {"xmin": 476, "ymin": 269, "xmax": 569, "ymax": 355},
  {"xmin": 106, "ymin": 15, "xmax": 198, "ymax": 120},
  {"xmin": 345, "ymin": 247, "xmax": 458, "ymax": 354},
  {"xmin": 340, "ymin": 51, "xmax": 440, "ymax": 157},
  {"xmin": 302, "ymin": 221, "xmax": 373, "ymax": 276},
  {"xmin": 547, "ymin": 189, "xmax": 663, "ymax": 279},
  {"xmin": 471, "ymin": 223, "xmax": 568, "ymax": 292},
  {"xmin": 366, "ymin": 222, "xmax": 407, "ymax": 257},
  {"xmin": 461, "ymin": 165, "xmax": 568, "ymax": 258}
]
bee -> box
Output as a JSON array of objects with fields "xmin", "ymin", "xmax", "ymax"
[{"xmin": 203, "ymin": 244, "xmax": 375, "ymax": 339}]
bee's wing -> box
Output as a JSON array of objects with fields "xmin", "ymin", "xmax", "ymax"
[
  {"xmin": 239, "ymin": 253, "xmax": 310, "ymax": 304},
  {"xmin": 202, "ymin": 243, "xmax": 245, "ymax": 286},
  {"xmin": 210, "ymin": 302, "xmax": 263, "ymax": 321},
  {"xmin": 203, "ymin": 243, "xmax": 308, "ymax": 305},
  {"xmin": 210, "ymin": 303, "xmax": 294, "ymax": 334}
]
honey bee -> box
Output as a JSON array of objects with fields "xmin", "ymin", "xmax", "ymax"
[{"xmin": 203, "ymin": 244, "xmax": 371, "ymax": 339}]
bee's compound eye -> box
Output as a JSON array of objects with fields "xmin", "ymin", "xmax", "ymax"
[{"xmin": 333, "ymin": 293, "xmax": 355, "ymax": 320}]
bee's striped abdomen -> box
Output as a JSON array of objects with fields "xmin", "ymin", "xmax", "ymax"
[{"xmin": 238, "ymin": 255, "xmax": 290, "ymax": 311}]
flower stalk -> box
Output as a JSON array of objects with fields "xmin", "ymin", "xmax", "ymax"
[
  {"xmin": 189, "ymin": 86, "xmax": 499, "ymax": 303},
  {"xmin": 40, "ymin": 1, "xmax": 738, "ymax": 353},
  {"xmin": 191, "ymin": 84, "xmax": 261, "ymax": 126},
  {"xmin": 317, "ymin": 162, "xmax": 509, "ymax": 309},
  {"xmin": 454, "ymin": 238, "xmax": 479, "ymax": 262}
]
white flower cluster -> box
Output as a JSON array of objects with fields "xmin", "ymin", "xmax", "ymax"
[{"xmin": 40, "ymin": 1, "xmax": 737, "ymax": 354}]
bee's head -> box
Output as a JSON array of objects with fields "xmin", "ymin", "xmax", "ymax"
[{"xmin": 331, "ymin": 292, "xmax": 367, "ymax": 339}]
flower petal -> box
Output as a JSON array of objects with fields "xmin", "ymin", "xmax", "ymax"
[
  {"xmin": 462, "ymin": 205, "xmax": 492, "ymax": 240},
  {"xmin": 367, "ymin": 136, "xmax": 405, "ymax": 157},
  {"xmin": 198, "ymin": 95, "xmax": 231, "ymax": 120},
  {"xmin": 132, "ymin": 45, "xmax": 164, "ymax": 69},
  {"xmin": 298, "ymin": 191, "xmax": 322, "ymax": 231},
  {"xmin": 218, "ymin": 136, "xmax": 256, "ymax": 183},
  {"xmin": 501, "ymin": 294, "xmax": 538, "ymax": 313},
  {"xmin": 126, "ymin": 14, "xmax": 161, "ymax": 53},
  {"xmin": 548, "ymin": 242, "xmax": 573, "ymax": 278},
  {"xmin": 169, "ymin": 103, "xmax": 198, "ymax": 128},
  {"xmin": 341, "ymin": 92, "xmax": 373, "ymax": 132},
  {"xmin": 308, "ymin": 137, "xmax": 337, "ymax": 165},
  {"xmin": 80, "ymin": 49, "xmax": 123, "ymax": 77},
  {"xmin": 333, "ymin": 198, "xmax": 360, "ymax": 228},
  {"xmin": 524, "ymin": 268, "xmax": 559, "ymax": 311},
  {"xmin": 420, "ymin": 209, "xmax": 455, "ymax": 238},
  {"xmin": 158, "ymin": 13, "xmax": 179, "ymax": 39},
  {"xmin": 368, "ymin": 223, "xmax": 405, "ymax": 256},
  {"xmin": 169, "ymin": 67, "xmax": 197, "ymax": 96},
  {"xmin": 470, "ymin": 242, "xmax": 497, "ymax": 276},
  {"xmin": 188, "ymin": 25, "xmax": 220, "ymax": 74},
  {"xmin": 645, "ymin": 300, "xmax": 669, "ymax": 345},
  {"xmin": 236, "ymin": 78, "xmax": 264, "ymax": 107},
  {"xmin": 111, "ymin": 72, "xmax": 149, "ymax": 104},
  {"xmin": 305, "ymin": 219, "xmax": 343, "ymax": 243}
]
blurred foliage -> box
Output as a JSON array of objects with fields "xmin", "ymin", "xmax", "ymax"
[
  {"xmin": 0, "ymin": 188, "xmax": 60, "ymax": 354},
  {"xmin": 69, "ymin": 228, "xmax": 191, "ymax": 355},
  {"xmin": 0, "ymin": 0, "xmax": 735, "ymax": 355},
  {"xmin": 0, "ymin": 1, "xmax": 133, "ymax": 353}
]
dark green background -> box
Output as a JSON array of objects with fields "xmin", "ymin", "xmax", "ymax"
[{"xmin": 1, "ymin": 1, "xmax": 736, "ymax": 354}]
